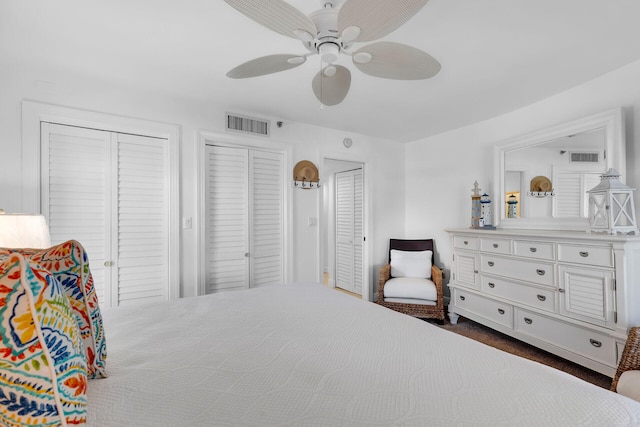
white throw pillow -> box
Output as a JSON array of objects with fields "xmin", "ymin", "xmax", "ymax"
[
  {"xmin": 617, "ymin": 370, "xmax": 640, "ymax": 402},
  {"xmin": 390, "ymin": 249, "xmax": 432, "ymax": 279}
]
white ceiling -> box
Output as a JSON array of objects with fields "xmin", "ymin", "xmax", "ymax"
[{"xmin": 3, "ymin": 0, "xmax": 640, "ymax": 142}]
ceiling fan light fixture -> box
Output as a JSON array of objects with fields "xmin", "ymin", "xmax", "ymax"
[
  {"xmin": 319, "ymin": 42, "xmax": 340, "ymax": 64},
  {"xmin": 323, "ymin": 65, "xmax": 337, "ymax": 77},
  {"xmin": 294, "ymin": 29, "xmax": 314, "ymax": 42},
  {"xmin": 353, "ymin": 51, "xmax": 372, "ymax": 64},
  {"xmin": 287, "ymin": 56, "xmax": 306, "ymax": 65},
  {"xmin": 341, "ymin": 25, "xmax": 361, "ymax": 42}
]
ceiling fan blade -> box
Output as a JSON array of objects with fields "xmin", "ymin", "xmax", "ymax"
[
  {"xmin": 312, "ymin": 65, "xmax": 351, "ymax": 106},
  {"xmin": 338, "ymin": 0, "xmax": 429, "ymax": 42},
  {"xmin": 225, "ymin": 0, "xmax": 316, "ymax": 39},
  {"xmin": 227, "ymin": 54, "xmax": 306, "ymax": 79},
  {"xmin": 353, "ymin": 42, "xmax": 440, "ymax": 80}
]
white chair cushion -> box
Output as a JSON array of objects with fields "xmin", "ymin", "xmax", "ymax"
[
  {"xmin": 390, "ymin": 249, "xmax": 432, "ymax": 279},
  {"xmin": 617, "ymin": 370, "xmax": 640, "ymax": 402},
  {"xmin": 383, "ymin": 277, "xmax": 437, "ymax": 301},
  {"xmin": 383, "ymin": 297, "xmax": 436, "ymax": 306}
]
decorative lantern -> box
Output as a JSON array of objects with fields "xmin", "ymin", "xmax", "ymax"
[
  {"xmin": 507, "ymin": 194, "xmax": 518, "ymax": 219},
  {"xmin": 587, "ymin": 168, "xmax": 638, "ymax": 235},
  {"xmin": 471, "ymin": 181, "xmax": 482, "ymax": 229}
]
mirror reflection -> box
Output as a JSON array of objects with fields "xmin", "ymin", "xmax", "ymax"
[{"xmin": 504, "ymin": 128, "xmax": 606, "ymax": 220}]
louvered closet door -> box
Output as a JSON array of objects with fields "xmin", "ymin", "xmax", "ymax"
[
  {"xmin": 204, "ymin": 145, "xmax": 284, "ymax": 293},
  {"xmin": 353, "ymin": 170, "xmax": 363, "ymax": 294},
  {"xmin": 41, "ymin": 123, "xmax": 112, "ymax": 304},
  {"xmin": 249, "ymin": 150, "xmax": 284, "ymax": 286},
  {"xmin": 41, "ymin": 123, "xmax": 170, "ymax": 308},
  {"xmin": 116, "ymin": 133, "xmax": 168, "ymax": 306},
  {"xmin": 205, "ymin": 145, "xmax": 250, "ymax": 293},
  {"xmin": 553, "ymin": 171, "xmax": 601, "ymax": 218},
  {"xmin": 335, "ymin": 169, "xmax": 363, "ymax": 294}
]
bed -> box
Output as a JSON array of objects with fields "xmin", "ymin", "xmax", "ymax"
[{"xmin": 86, "ymin": 282, "xmax": 640, "ymax": 426}]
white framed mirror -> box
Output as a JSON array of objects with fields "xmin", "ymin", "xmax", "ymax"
[{"xmin": 494, "ymin": 108, "xmax": 626, "ymax": 230}]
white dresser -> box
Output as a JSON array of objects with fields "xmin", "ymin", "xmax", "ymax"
[{"xmin": 446, "ymin": 228, "xmax": 640, "ymax": 376}]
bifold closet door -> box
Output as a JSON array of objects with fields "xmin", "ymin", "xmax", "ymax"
[
  {"xmin": 335, "ymin": 168, "xmax": 363, "ymax": 295},
  {"xmin": 204, "ymin": 145, "xmax": 283, "ymax": 294},
  {"xmin": 249, "ymin": 150, "xmax": 284, "ymax": 286},
  {"xmin": 41, "ymin": 122, "xmax": 170, "ymax": 308}
]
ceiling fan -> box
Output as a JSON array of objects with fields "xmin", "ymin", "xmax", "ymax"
[{"xmin": 224, "ymin": 0, "xmax": 441, "ymax": 106}]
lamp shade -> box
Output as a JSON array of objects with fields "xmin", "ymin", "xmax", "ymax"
[{"xmin": 0, "ymin": 213, "xmax": 52, "ymax": 248}]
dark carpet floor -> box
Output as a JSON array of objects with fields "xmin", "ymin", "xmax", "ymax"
[{"xmin": 431, "ymin": 316, "xmax": 612, "ymax": 389}]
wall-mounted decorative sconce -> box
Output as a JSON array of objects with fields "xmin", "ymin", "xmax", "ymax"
[
  {"xmin": 528, "ymin": 175, "xmax": 554, "ymax": 198},
  {"xmin": 293, "ymin": 160, "xmax": 321, "ymax": 189},
  {"xmin": 587, "ymin": 168, "xmax": 637, "ymax": 235}
]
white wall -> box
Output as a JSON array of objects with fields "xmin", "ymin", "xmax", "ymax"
[
  {"xmin": 405, "ymin": 59, "xmax": 640, "ymax": 284},
  {"xmin": 0, "ymin": 66, "xmax": 405, "ymax": 299}
]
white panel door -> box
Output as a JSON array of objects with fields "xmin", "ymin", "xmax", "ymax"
[
  {"xmin": 335, "ymin": 169, "xmax": 363, "ymax": 294},
  {"xmin": 204, "ymin": 145, "xmax": 284, "ymax": 293},
  {"xmin": 41, "ymin": 123, "xmax": 171, "ymax": 308}
]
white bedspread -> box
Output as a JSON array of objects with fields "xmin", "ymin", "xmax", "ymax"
[{"xmin": 88, "ymin": 282, "xmax": 640, "ymax": 426}]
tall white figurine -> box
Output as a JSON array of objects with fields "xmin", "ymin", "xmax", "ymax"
[{"xmin": 481, "ymin": 193, "xmax": 494, "ymax": 229}]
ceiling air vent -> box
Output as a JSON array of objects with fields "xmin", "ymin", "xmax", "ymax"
[
  {"xmin": 570, "ymin": 152, "xmax": 599, "ymax": 163},
  {"xmin": 226, "ymin": 113, "xmax": 270, "ymax": 137}
]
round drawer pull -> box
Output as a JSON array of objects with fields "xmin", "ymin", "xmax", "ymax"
[
  {"xmin": 104, "ymin": 261, "xmax": 112, "ymax": 267},
  {"xmin": 559, "ymin": 288, "xmax": 565, "ymax": 293},
  {"xmin": 537, "ymin": 295, "xmax": 546, "ymax": 301},
  {"xmin": 488, "ymin": 261, "xmax": 495, "ymax": 267},
  {"xmin": 590, "ymin": 339, "xmax": 602, "ymax": 348},
  {"xmin": 529, "ymin": 247, "xmax": 537, "ymax": 253},
  {"xmin": 536, "ymin": 269, "xmax": 545, "ymax": 276},
  {"xmin": 493, "ymin": 243, "xmax": 499, "ymax": 248},
  {"xmin": 463, "ymin": 240, "xmax": 469, "ymax": 245},
  {"xmin": 579, "ymin": 251, "xmax": 589, "ymax": 258},
  {"xmin": 459, "ymin": 295, "xmax": 466, "ymax": 301},
  {"xmin": 488, "ymin": 282, "xmax": 495, "ymax": 288},
  {"xmin": 498, "ymin": 308, "xmax": 505, "ymax": 315},
  {"xmin": 524, "ymin": 318, "xmax": 533, "ymax": 325}
]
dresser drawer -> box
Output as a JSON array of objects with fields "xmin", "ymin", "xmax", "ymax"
[
  {"xmin": 514, "ymin": 308, "xmax": 617, "ymax": 368},
  {"xmin": 480, "ymin": 238, "xmax": 511, "ymax": 255},
  {"xmin": 481, "ymin": 276, "xmax": 555, "ymax": 313},
  {"xmin": 454, "ymin": 289, "xmax": 513, "ymax": 329},
  {"xmin": 480, "ymin": 255, "xmax": 554, "ymax": 287},
  {"xmin": 557, "ymin": 243, "xmax": 613, "ymax": 267},
  {"xmin": 514, "ymin": 240, "xmax": 555, "ymax": 261},
  {"xmin": 454, "ymin": 236, "xmax": 478, "ymax": 250}
]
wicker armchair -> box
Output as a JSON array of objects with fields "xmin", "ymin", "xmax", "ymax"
[
  {"xmin": 611, "ymin": 326, "xmax": 640, "ymax": 392},
  {"xmin": 377, "ymin": 239, "xmax": 445, "ymax": 321}
]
